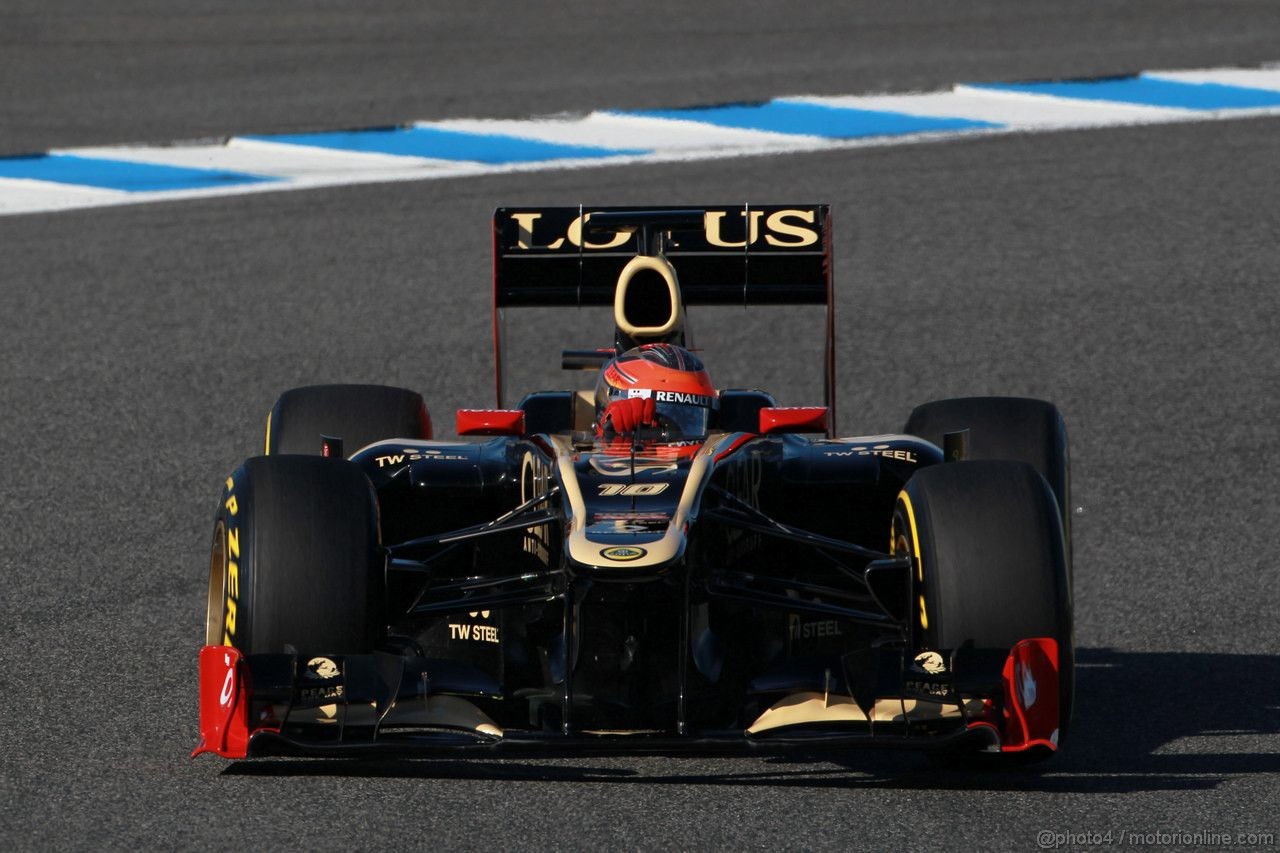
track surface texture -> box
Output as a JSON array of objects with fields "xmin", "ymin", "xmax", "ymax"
[
  {"xmin": 5, "ymin": 0, "xmax": 1280, "ymax": 154},
  {"xmin": 2, "ymin": 2, "xmax": 1279, "ymax": 851}
]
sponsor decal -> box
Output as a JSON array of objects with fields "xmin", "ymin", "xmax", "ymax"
[
  {"xmin": 509, "ymin": 208, "xmax": 820, "ymax": 251},
  {"xmin": 704, "ymin": 209, "xmax": 819, "ymax": 248},
  {"xmin": 589, "ymin": 512, "xmax": 670, "ymax": 533},
  {"xmin": 601, "ymin": 546, "xmax": 647, "ymax": 561},
  {"xmin": 449, "ymin": 624, "xmax": 499, "ymax": 643},
  {"xmin": 824, "ymin": 444, "xmax": 918, "ymax": 463},
  {"xmin": 904, "ymin": 679, "xmax": 953, "ymax": 699},
  {"xmin": 510, "ymin": 212, "xmax": 632, "ymax": 251},
  {"xmin": 654, "ymin": 390, "xmax": 713, "ymax": 407},
  {"xmin": 589, "ymin": 457, "xmax": 678, "ymax": 477},
  {"xmin": 222, "ymin": 477, "xmax": 240, "ymax": 646},
  {"xmin": 912, "ymin": 651, "xmax": 947, "ymax": 675},
  {"xmin": 597, "ymin": 483, "xmax": 670, "ymax": 497},
  {"xmin": 449, "ymin": 610, "xmax": 500, "ymax": 644},
  {"xmin": 788, "ymin": 614, "xmax": 844, "ymax": 640},
  {"xmin": 300, "ymin": 657, "xmax": 343, "ymax": 699},
  {"xmin": 219, "ymin": 663, "xmax": 236, "ymax": 708},
  {"xmin": 375, "ymin": 448, "xmax": 469, "ymax": 468},
  {"xmin": 305, "ymin": 657, "xmax": 339, "ymax": 680},
  {"xmin": 1018, "ymin": 662, "xmax": 1038, "ymax": 709},
  {"xmin": 904, "ymin": 651, "xmax": 953, "ymax": 701}
]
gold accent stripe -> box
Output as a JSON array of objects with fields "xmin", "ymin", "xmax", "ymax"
[
  {"xmin": 747, "ymin": 691, "xmax": 988, "ymax": 733},
  {"xmin": 264, "ymin": 410, "xmax": 272, "ymax": 456}
]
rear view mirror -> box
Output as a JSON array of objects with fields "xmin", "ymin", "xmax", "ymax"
[
  {"xmin": 758, "ymin": 407, "xmax": 828, "ymax": 435},
  {"xmin": 456, "ymin": 409, "xmax": 526, "ymax": 436}
]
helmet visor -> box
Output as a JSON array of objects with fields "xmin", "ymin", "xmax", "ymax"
[{"xmin": 654, "ymin": 401, "xmax": 712, "ymax": 439}]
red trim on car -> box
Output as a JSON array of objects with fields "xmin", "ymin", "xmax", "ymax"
[
  {"xmin": 192, "ymin": 645, "xmax": 254, "ymax": 759},
  {"xmin": 457, "ymin": 409, "xmax": 526, "ymax": 436},
  {"xmin": 998, "ymin": 637, "xmax": 1060, "ymax": 752},
  {"xmin": 759, "ymin": 406, "xmax": 829, "ymax": 435},
  {"xmin": 713, "ymin": 432, "xmax": 756, "ymax": 463}
]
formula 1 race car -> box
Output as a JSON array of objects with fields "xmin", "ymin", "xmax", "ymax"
[{"xmin": 195, "ymin": 205, "xmax": 1073, "ymax": 763}]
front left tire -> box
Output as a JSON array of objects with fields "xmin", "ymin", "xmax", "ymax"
[{"xmin": 206, "ymin": 455, "xmax": 384, "ymax": 655}]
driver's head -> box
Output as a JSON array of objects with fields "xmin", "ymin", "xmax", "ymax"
[{"xmin": 595, "ymin": 343, "xmax": 717, "ymax": 438}]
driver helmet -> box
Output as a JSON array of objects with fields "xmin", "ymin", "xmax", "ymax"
[{"xmin": 595, "ymin": 343, "xmax": 718, "ymax": 439}]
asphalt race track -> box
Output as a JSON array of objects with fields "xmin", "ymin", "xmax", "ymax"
[{"xmin": 2, "ymin": 3, "xmax": 1279, "ymax": 849}]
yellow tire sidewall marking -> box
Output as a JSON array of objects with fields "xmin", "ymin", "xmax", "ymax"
[{"xmin": 897, "ymin": 490, "xmax": 928, "ymax": 632}]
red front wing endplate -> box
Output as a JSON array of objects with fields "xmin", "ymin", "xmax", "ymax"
[{"xmin": 191, "ymin": 646, "xmax": 259, "ymax": 759}]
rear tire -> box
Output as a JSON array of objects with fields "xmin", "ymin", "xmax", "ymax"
[
  {"xmin": 206, "ymin": 455, "xmax": 384, "ymax": 655},
  {"xmin": 894, "ymin": 460, "xmax": 1073, "ymax": 761},
  {"xmin": 266, "ymin": 384, "xmax": 431, "ymax": 457}
]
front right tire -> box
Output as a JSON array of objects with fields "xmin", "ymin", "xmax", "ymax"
[
  {"xmin": 903, "ymin": 396, "xmax": 1071, "ymax": 575},
  {"xmin": 894, "ymin": 460, "xmax": 1073, "ymax": 759}
]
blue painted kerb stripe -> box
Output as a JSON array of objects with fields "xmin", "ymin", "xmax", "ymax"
[
  {"xmin": 617, "ymin": 100, "xmax": 1000, "ymax": 138},
  {"xmin": 0, "ymin": 154, "xmax": 275, "ymax": 192},
  {"xmin": 248, "ymin": 126, "xmax": 648, "ymax": 164},
  {"xmin": 972, "ymin": 76, "xmax": 1280, "ymax": 110}
]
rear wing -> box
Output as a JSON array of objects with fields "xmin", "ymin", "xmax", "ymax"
[{"xmin": 491, "ymin": 205, "xmax": 836, "ymax": 430}]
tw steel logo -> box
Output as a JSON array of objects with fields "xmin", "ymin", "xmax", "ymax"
[{"xmin": 509, "ymin": 209, "xmax": 821, "ymax": 250}]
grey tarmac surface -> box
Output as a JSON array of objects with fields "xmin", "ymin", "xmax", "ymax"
[
  {"xmin": 2, "ymin": 3, "xmax": 1279, "ymax": 851},
  {"xmin": 4, "ymin": 0, "xmax": 1280, "ymax": 154}
]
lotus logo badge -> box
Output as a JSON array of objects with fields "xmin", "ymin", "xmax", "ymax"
[{"xmin": 601, "ymin": 546, "xmax": 646, "ymax": 561}]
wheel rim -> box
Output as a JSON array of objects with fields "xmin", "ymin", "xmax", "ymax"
[
  {"xmin": 892, "ymin": 512, "xmax": 928, "ymax": 640},
  {"xmin": 205, "ymin": 520, "xmax": 227, "ymax": 646}
]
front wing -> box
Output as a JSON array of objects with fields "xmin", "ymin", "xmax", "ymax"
[{"xmin": 193, "ymin": 639, "xmax": 1060, "ymax": 760}]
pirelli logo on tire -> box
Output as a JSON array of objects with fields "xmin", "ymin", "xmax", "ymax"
[{"xmin": 220, "ymin": 476, "xmax": 241, "ymax": 646}]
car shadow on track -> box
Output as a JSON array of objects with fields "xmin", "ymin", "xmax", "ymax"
[{"xmin": 221, "ymin": 648, "xmax": 1279, "ymax": 792}]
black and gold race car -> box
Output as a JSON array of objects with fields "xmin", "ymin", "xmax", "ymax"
[{"xmin": 195, "ymin": 206, "xmax": 1072, "ymax": 763}]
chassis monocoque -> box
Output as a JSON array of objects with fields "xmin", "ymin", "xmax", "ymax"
[{"xmin": 196, "ymin": 205, "xmax": 1073, "ymax": 763}]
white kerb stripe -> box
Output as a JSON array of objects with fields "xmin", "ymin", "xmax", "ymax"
[
  {"xmin": 424, "ymin": 112, "xmax": 825, "ymax": 151},
  {"xmin": 1142, "ymin": 68, "xmax": 1280, "ymax": 92},
  {"xmin": 66, "ymin": 139, "xmax": 467, "ymax": 183},
  {"xmin": 790, "ymin": 89, "xmax": 1190, "ymax": 127},
  {"xmin": 0, "ymin": 178, "xmax": 126, "ymax": 215}
]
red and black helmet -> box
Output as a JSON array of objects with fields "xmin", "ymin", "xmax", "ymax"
[{"xmin": 595, "ymin": 343, "xmax": 718, "ymax": 438}]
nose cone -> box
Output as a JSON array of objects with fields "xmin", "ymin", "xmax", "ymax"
[{"xmin": 568, "ymin": 440, "xmax": 701, "ymax": 572}]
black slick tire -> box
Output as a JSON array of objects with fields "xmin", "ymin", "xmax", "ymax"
[
  {"xmin": 206, "ymin": 455, "xmax": 384, "ymax": 655},
  {"xmin": 894, "ymin": 460, "xmax": 1073, "ymax": 762},
  {"xmin": 904, "ymin": 396, "xmax": 1071, "ymax": 578},
  {"xmin": 265, "ymin": 384, "xmax": 431, "ymax": 457}
]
